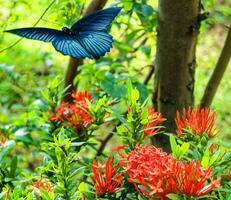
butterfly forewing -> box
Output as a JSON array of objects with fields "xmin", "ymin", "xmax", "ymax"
[
  {"xmin": 5, "ymin": 28, "xmax": 65, "ymax": 43},
  {"xmin": 71, "ymin": 7, "xmax": 122, "ymax": 32}
]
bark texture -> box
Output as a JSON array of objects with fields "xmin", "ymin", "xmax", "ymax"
[
  {"xmin": 63, "ymin": 0, "xmax": 108, "ymax": 102},
  {"xmin": 200, "ymin": 27, "xmax": 231, "ymax": 108},
  {"xmin": 153, "ymin": 0, "xmax": 200, "ymax": 151}
]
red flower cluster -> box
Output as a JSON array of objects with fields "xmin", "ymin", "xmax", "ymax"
[
  {"xmin": 119, "ymin": 145, "xmax": 220, "ymax": 199},
  {"xmin": 0, "ymin": 131, "xmax": 10, "ymax": 146},
  {"xmin": 175, "ymin": 107, "xmax": 217, "ymax": 137},
  {"xmin": 144, "ymin": 108, "xmax": 166, "ymax": 137},
  {"xmin": 28, "ymin": 178, "xmax": 53, "ymax": 195},
  {"xmin": 91, "ymin": 157, "xmax": 123, "ymax": 196},
  {"xmin": 50, "ymin": 91, "xmax": 93, "ymax": 130}
]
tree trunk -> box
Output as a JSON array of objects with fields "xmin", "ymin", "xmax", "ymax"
[
  {"xmin": 63, "ymin": 0, "xmax": 108, "ymax": 102},
  {"xmin": 200, "ymin": 27, "xmax": 231, "ymax": 108},
  {"xmin": 153, "ymin": 1, "xmax": 200, "ymax": 151}
]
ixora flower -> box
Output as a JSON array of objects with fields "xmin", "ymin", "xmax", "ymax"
[
  {"xmin": 144, "ymin": 108, "xmax": 166, "ymax": 137},
  {"xmin": 91, "ymin": 157, "xmax": 123, "ymax": 196},
  {"xmin": 175, "ymin": 106, "xmax": 217, "ymax": 137},
  {"xmin": 0, "ymin": 131, "xmax": 10, "ymax": 147},
  {"xmin": 50, "ymin": 90, "xmax": 93, "ymax": 130},
  {"xmin": 119, "ymin": 145, "xmax": 220, "ymax": 199},
  {"xmin": 28, "ymin": 178, "xmax": 53, "ymax": 195}
]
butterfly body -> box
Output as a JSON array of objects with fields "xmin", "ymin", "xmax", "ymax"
[
  {"xmin": 61, "ymin": 27, "xmax": 74, "ymax": 34},
  {"xmin": 5, "ymin": 7, "xmax": 122, "ymax": 59}
]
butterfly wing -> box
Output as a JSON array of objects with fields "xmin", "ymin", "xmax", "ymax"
[
  {"xmin": 77, "ymin": 31, "xmax": 113, "ymax": 59},
  {"xmin": 71, "ymin": 7, "xmax": 122, "ymax": 32},
  {"xmin": 70, "ymin": 7, "xmax": 122, "ymax": 59},
  {"xmin": 4, "ymin": 27, "xmax": 65, "ymax": 42},
  {"xmin": 52, "ymin": 36, "xmax": 92, "ymax": 58},
  {"xmin": 5, "ymin": 27, "xmax": 91, "ymax": 58}
]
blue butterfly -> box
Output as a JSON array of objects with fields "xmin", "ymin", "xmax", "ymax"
[{"xmin": 5, "ymin": 7, "xmax": 122, "ymax": 59}]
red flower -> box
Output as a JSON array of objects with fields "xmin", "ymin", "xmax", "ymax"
[
  {"xmin": 50, "ymin": 91, "xmax": 93, "ymax": 130},
  {"xmin": 176, "ymin": 161, "xmax": 220, "ymax": 197},
  {"xmin": 175, "ymin": 107, "xmax": 217, "ymax": 137},
  {"xmin": 28, "ymin": 178, "xmax": 53, "ymax": 195},
  {"xmin": 0, "ymin": 131, "xmax": 10, "ymax": 146},
  {"xmin": 72, "ymin": 90, "xmax": 92, "ymax": 107},
  {"xmin": 144, "ymin": 108, "xmax": 166, "ymax": 137},
  {"xmin": 112, "ymin": 145, "xmax": 125, "ymax": 152},
  {"xmin": 91, "ymin": 157, "xmax": 123, "ymax": 196},
  {"xmin": 119, "ymin": 145, "xmax": 220, "ymax": 199}
]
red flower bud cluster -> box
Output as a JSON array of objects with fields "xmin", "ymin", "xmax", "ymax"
[
  {"xmin": 50, "ymin": 90, "xmax": 93, "ymax": 130},
  {"xmin": 28, "ymin": 178, "xmax": 53, "ymax": 195},
  {"xmin": 144, "ymin": 108, "xmax": 166, "ymax": 137},
  {"xmin": 91, "ymin": 157, "xmax": 123, "ymax": 196},
  {"xmin": 0, "ymin": 131, "xmax": 10, "ymax": 146},
  {"xmin": 119, "ymin": 145, "xmax": 220, "ymax": 199},
  {"xmin": 175, "ymin": 107, "xmax": 217, "ymax": 137}
]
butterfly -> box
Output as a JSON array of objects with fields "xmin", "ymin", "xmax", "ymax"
[{"xmin": 5, "ymin": 7, "xmax": 122, "ymax": 59}]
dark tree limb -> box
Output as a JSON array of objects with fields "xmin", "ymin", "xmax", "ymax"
[
  {"xmin": 96, "ymin": 132, "xmax": 114, "ymax": 157},
  {"xmin": 152, "ymin": 0, "xmax": 200, "ymax": 152},
  {"xmin": 200, "ymin": 27, "xmax": 231, "ymax": 108},
  {"xmin": 144, "ymin": 64, "xmax": 155, "ymax": 85},
  {"xmin": 63, "ymin": 0, "xmax": 108, "ymax": 102}
]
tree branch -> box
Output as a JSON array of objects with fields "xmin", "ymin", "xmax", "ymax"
[
  {"xmin": 63, "ymin": 0, "xmax": 108, "ymax": 102},
  {"xmin": 144, "ymin": 64, "xmax": 155, "ymax": 85},
  {"xmin": 200, "ymin": 26, "xmax": 231, "ymax": 108}
]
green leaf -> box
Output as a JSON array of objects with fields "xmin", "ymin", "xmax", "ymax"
[
  {"xmin": 178, "ymin": 142, "xmax": 190, "ymax": 158},
  {"xmin": 141, "ymin": 45, "xmax": 151, "ymax": 57},
  {"xmin": 201, "ymin": 148, "xmax": 210, "ymax": 168},
  {"xmin": 167, "ymin": 193, "xmax": 183, "ymax": 200},
  {"xmin": 133, "ymin": 82, "xmax": 148, "ymax": 103},
  {"xmin": 134, "ymin": 3, "xmax": 155, "ymax": 23},
  {"xmin": 126, "ymin": 79, "xmax": 133, "ymax": 104},
  {"xmin": 100, "ymin": 72, "xmax": 126, "ymax": 99},
  {"xmin": 70, "ymin": 166, "xmax": 85, "ymax": 178},
  {"xmin": 10, "ymin": 156, "xmax": 17, "ymax": 178},
  {"xmin": 131, "ymin": 88, "xmax": 140, "ymax": 105},
  {"xmin": 0, "ymin": 140, "xmax": 16, "ymax": 160},
  {"xmin": 170, "ymin": 135, "xmax": 177, "ymax": 153},
  {"xmin": 71, "ymin": 142, "xmax": 86, "ymax": 147},
  {"xmin": 122, "ymin": 0, "xmax": 133, "ymax": 11}
]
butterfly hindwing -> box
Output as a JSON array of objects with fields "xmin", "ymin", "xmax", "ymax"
[
  {"xmin": 71, "ymin": 7, "xmax": 122, "ymax": 32},
  {"xmin": 77, "ymin": 31, "xmax": 113, "ymax": 59},
  {"xmin": 5, "ymin": 28, "xmax": 65, "ymax": 43},
  {"xmin": 52, "ymin": 36, "xmax": 92, "ymax": 58}
]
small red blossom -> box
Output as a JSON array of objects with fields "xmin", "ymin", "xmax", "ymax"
[
  {"xmin": 209, "ymin": 143, "xmax": 221, "ymax": 154},
  {"xmin": 28, "ymin": 178, "xmax": 53, "ymax": 195},
  {"xmin": 144, "ymin": 108, "xmax": 166, "ymax": 137},
  {"xmin": 72, "ymin": 90, "xmax": 92, "ymax": 106},
  {"xmin": 0, "ymin": 131, "xmax": 10, "ymax": 146},
  {"xmin": 119, "ymin": 145, "xmax": 220, "ymax": 199},
  {"xmin": 175, "ymin": 106, "xmax": 217, "ymax": 137},
  {"xmin": 50, "ymin": 91, "xmax": 93, "ymax": 130},
  {"xmin": 91, "ymin": 157, "xmax": 123, "ymax": 196},
  {"xmin": 112, "ymin": 145, "xmax": 125, "ymax": 152},
  {"xmin": 176, "ymin": 161, "xmax": 221, "ymax": 197}
]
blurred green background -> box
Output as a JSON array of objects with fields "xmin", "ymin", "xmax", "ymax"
[{"xmin": 0, "ymin": 0, "xmax": 230, "ymax": 144}]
